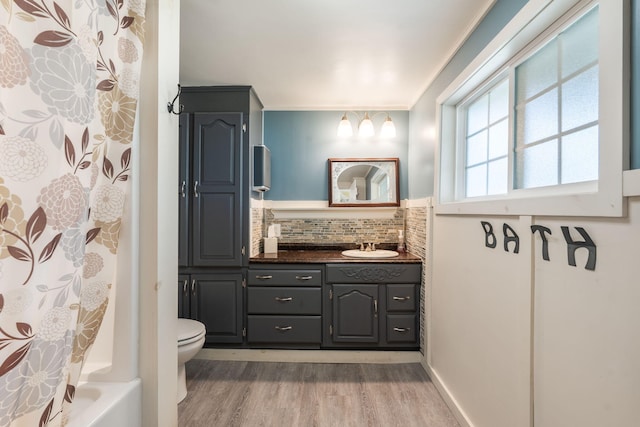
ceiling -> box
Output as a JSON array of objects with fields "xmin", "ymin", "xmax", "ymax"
[{"xmin": 179, "ymin": 0, "xmax": 494, "ymax": 110}]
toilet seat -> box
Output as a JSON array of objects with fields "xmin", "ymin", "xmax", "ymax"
[{"xmin": 178, "ymin": 318, "xmax": 206, "ymax": 346}]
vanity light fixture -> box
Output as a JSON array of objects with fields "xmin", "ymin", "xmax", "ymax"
[{"xmin": 337, "ymin": 111, "xmax": 396, "ymax": 139}]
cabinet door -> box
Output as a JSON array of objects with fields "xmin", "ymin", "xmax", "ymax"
[
  {"xmin": 191, "ymin": 273, "xmax": 243, "ymax": 344},
  {"xmin": 178, "ymin": 274, "xmax": 190, "ymax": 318},
  {"xmin": 192, "ymin": 113, "xmax": 244, "ymax": 267},
  {"xmin": 178, "ymin": 114, "xmax": 190, "ymax": 267},
  {"xmin": 331, "ymin": 284, "xmax": 379, "ymax": 343}
]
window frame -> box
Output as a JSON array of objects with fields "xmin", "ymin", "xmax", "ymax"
[{"xmin": 435, "ymin": 0, "xmax": 629, "ymax": 217}]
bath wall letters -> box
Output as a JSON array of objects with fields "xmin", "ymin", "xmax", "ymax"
[{"xmin": 480, "ymin": 221, "xmax": 597, "ymax": 271}]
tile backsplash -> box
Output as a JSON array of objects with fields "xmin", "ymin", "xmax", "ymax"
[
  {"xmin": 405, "ymin": 206, "xmax": 426, "ymax": 259},
  {"xmin": 250, "ymin": 206, "xmax": 264, "ymax": 257},
  {"xmin": 263, "ymin": 208, "xmax": 405, "ymax": 247},
  {"xmin": 404, "ymin": 205, "xmax": 427, "ymax": 353}
]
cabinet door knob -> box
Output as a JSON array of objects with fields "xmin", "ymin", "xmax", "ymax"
[
  {"xmin": 274, "ymin": 297, "xmax": 293, "ymax": 302},
  {"xmin": 255, "ymin": 275, "xmax": 272, "ymax": 280},
  {"xmin": 393, "ymin": 327, "xmax": 411, "ymax": 333},
  {"xmin": 392, "ymin": 296, "xmax": 411, "ymax": 301},
  {"xmin": 274, "ymin": 326, "xmax": 293, "ymax": 332},
  {"xmin": 295, "ymin": 275, "xmax": 313, "ymax": 281}
]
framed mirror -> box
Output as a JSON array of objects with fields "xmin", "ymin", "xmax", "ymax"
[{"xmin": 328, "ymin": 158, "xmax": 400, "ymax": 207}]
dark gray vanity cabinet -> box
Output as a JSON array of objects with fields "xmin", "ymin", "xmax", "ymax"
[
  {"xmin": 178, "ymin": 86, "xmax": 263, "ymax": 345},
  {"xmin": 178, "ymin": 273, "xmax": 244, "ymax": 344},
  {"xmin": 178, "ymin": 115, "xmax": 189, "ymax": 267},
  {"xmin": 178, "ymin": 274, "xmax": 189, "ymax": 318},
  {"xmin": 179, "ymin": 112, "xmax": 245, "ymax": 267},
  {"xmin": 324, "ymin": 263, "xmax": 421, "ymax": 349},
  {"xmin": 246, "ymin": 267, "xmax": 322, "ymax": 347}
]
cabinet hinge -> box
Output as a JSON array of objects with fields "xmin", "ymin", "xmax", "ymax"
[
  {"xmin": 242, "ymin": 123, "xmax": 247, "ymax": 133},
  {"xmin": 242, "ymin": 278, "xmax": 246, "ymax": 288},
  {"xmin": 242, "ymin": 246, "xmax": 246, "ymax": 256},
  {"xmin": 242, "ymin": 327, "xmax": 246, "ymax": 337},
  {"xmin": 329, "ymin": 325, "xmax": 333, "ymax": 336}
]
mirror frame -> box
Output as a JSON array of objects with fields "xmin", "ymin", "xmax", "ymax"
[{"xmin": 328, "ymin": 158, "xmax": 400, "ymax": 207}]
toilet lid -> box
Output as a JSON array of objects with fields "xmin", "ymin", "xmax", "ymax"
[{"xmin": 177, "ymin": 318, "xmax": 206, "ymax": 343}]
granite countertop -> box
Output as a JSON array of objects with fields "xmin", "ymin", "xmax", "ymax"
[{"xmin": 250, "ymin": 245, "xmax": 422, "ymax": 264}]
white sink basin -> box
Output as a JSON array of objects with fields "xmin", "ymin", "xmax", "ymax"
[{"xmin": 341, "ymin": 249, "xmax": 400, "ymax": 259}]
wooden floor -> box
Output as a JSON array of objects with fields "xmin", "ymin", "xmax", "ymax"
[{"xmin": 178, "ymin": 359, "xmax": 459, "ymax": 427}]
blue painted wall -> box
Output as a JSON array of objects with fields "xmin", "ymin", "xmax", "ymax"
[
  {"xmin": 263, "ymin": 111, "xmax": 409, "ymax": 200},
  {"xmin": 408, "ymin": 0, "xmax": 528, "ymax": 198}
]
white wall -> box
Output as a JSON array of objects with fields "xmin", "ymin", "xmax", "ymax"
[
  {"xmin": 138, "ymin": 0, "xmax": 181, "ymax": 426},
  {"xmin": 532, "ymin": 200, "xmax": 640, "ymax": 426},
  {"xmin": 427, "ymin": 199, "xmax": 640, "ymax": 426},
  {"xmin": 428, "ymin": 214, "xmax": 531, "ymax": 427}
]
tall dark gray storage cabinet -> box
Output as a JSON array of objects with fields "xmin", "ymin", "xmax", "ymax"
[{"xmin": 178, "ymin": 86, "xmax": 263, "ymax": 345}]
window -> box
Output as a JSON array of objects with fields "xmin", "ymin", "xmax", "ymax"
[
  {"xmin": 514, "ymin": 7, "xmax": 599, "ymax": 189},
  {"xmin": 463, "ymin": 79, "xmax": 509, "ymax": 197},
  {"xmin": 437, "ymin": 0, "xmax": 627, "ymax": 217}
]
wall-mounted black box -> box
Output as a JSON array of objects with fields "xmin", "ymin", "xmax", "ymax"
[{"xmin": 253, "ymin": 145, "xmax": 271, "ymax": 192}]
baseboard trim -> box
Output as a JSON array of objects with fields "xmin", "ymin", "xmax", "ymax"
[
  {"xmin": 196, "ymin": 348, "xmax": 422, "ymax": 364},
  {"xmin": 421, "ymin": 358, "xmax": 474, "ymax": 427}
]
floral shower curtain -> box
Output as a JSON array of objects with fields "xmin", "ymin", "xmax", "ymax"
[{"xmin": 0, "ymin": 0, "xmax": 145, "ymax": 425}]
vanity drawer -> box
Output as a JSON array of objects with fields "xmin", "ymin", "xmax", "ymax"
[
  {"xmin": 386, "ymin": 284, "xmax": 416, "ymax": 312},
  {"xmin": 248, "ymin": 269, "xmax": 321, "ymax": 286},
  {"xmin": 386, "ymin": 314, "xmax": 417, "ymax": 343},
  {"xmin": 247, "ymin": 315, "xmax": 321, "ymax": 343},
  {"xmin": 247, "ymin": 287, "xmax": 321, "ymax": 315},
  {"xmin": 326, "ymin": 264, "xmax": 421, "ymax": 284}
]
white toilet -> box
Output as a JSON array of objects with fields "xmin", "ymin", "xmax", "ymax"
[{"xmin": 177, "ymin": 318, "xmax": 206, "ymax": 403}]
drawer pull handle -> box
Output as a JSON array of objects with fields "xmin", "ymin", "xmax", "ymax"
[
  {"xmin": 393, "ymin": 296, "xmax": 412, "ymax": 301},
  {"xmin": 255, "ymin": 275, "xmax": 273, "ymax": 280},
  {"xmin": 274, "ymin": 297, "xmax": 293, "ymax": 302},
  {"xmin": 393, "ymin": 327, "xmax": 411, "ymax": 333},
  {"xmin": 295, "ymin": 275, "xmax": 313, "ymax": 281},
  {"xmin": 275, "ymin": 326, "xmax": 292, "ymax": 332}
]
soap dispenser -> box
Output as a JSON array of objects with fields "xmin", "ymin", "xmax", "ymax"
[{"xmin": 397, "ymin": 229, "xmax": 405, "ymax": 253}]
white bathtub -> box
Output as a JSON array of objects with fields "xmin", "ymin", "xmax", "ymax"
[{"xmin": 66, "ymin": 379, "xmax": 141, "ymax": 427}]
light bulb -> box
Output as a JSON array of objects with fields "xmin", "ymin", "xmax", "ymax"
[
  {"xmin": 337, "ymin": 113, "xmax": 353, "ymax": 138},
  {"xmin": 358, "ymin": 113, "xmax": 375, "ymax": 138},
  {"xmin": 380, "ymin": 116, "xmax": 396, "ymax": 138}
]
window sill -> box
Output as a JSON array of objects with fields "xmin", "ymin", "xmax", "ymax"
[
  {"xmin": 623, "ymin": 170, "xmax": 640, "ymax": 196},
  {"xmin": 435, "ymin": 181, "xmax": 624, "ymax": 217}
]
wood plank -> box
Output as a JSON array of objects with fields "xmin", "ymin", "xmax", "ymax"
[{"xmin": 179, "ymin": 360, "xmax": 459, "ymax": 426}]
